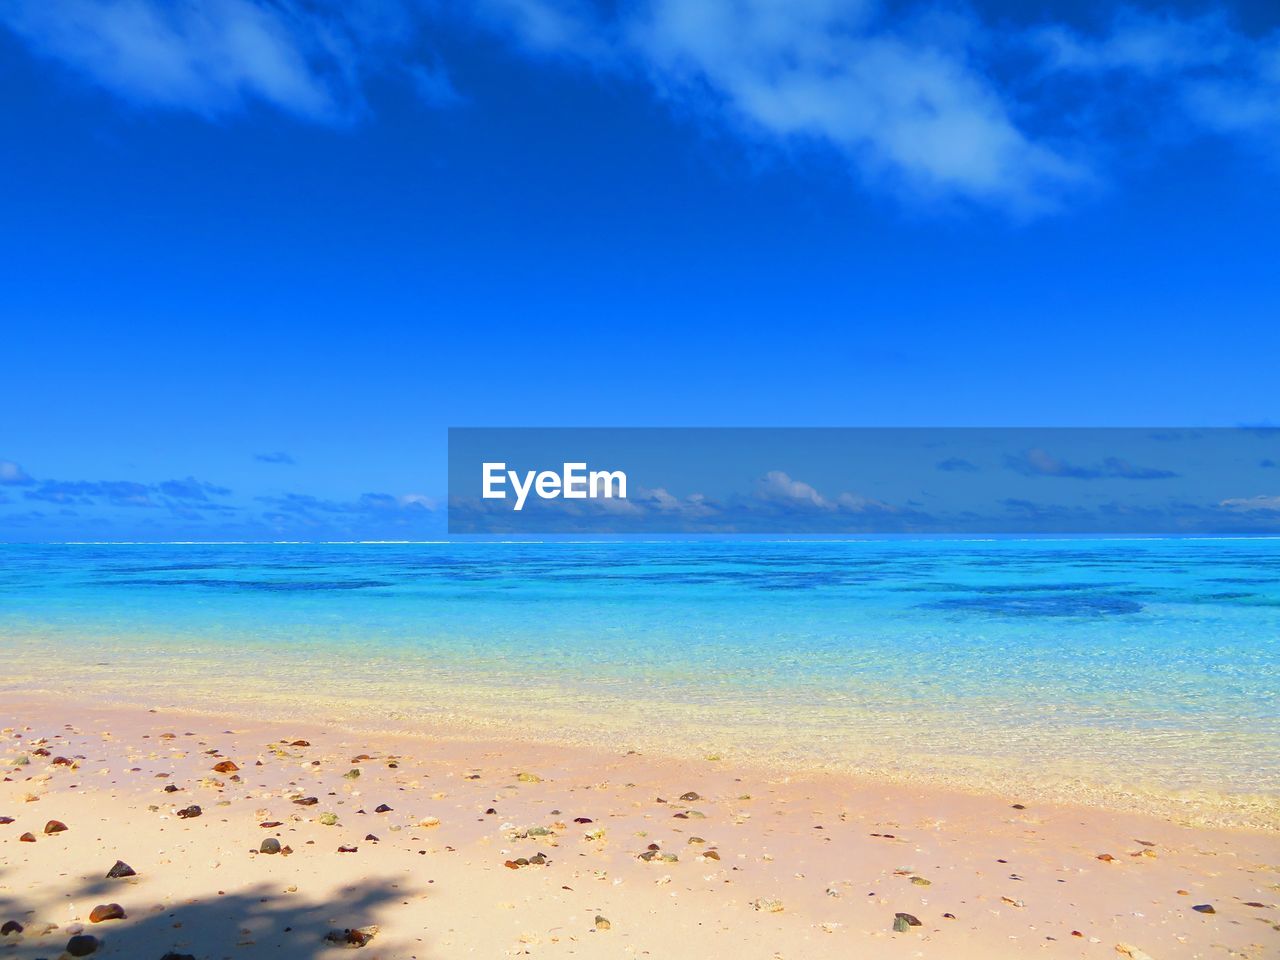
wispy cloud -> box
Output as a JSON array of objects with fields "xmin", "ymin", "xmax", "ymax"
[
  {"xmin": 1004, "ymin": 448, "xmax": 1178, "ymax": 480},
  {"xmin": 255, "ymin": 451, "xmax": 297, "ymax": 465},
  {"xmin": 21, "ymin": 475, "xmax": 233, "ymax": 509},
  {"xmin": 0, "ymin": 459, "xmax": 443, "ymax": 539},
  {"xmin": 1219, "ymin": 494, "xmax": 1280, "ymax": 513},
  {"xmin": 1034, "ymin": 9, "xmax": 1280, "ymax": 145},
  {"xmin": 936, "ymin": 457, "xmax": 978, "ymax": 472},
  {"xmin": 3, "ymin": 1, "xmax": 1279, "ymax": 210},
  {"xmin": 0, "ymin": 0, "xmax": 444, "ymax": 121},
  {"xmin": 0, "ymin": 460, "xmax": 35, "ymax": 485}
]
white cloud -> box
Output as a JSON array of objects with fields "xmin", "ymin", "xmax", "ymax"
[
  {"xmin": 1220, "ymin": 494, "xmax": 1280, "ymax": 512},
  {"xmin": 0, "ymin": 460, "xmax": 34, "ymax": 485},
  {"xmin": 627, "ymin": 0, "xmax": 1082, "ymax": 209},
  {"xmin": 1034, "ymin": 10, "xmax": 1280, "ymax": 143},
  {"xmin": 757, "ymin": 469, "xmax": 832, "ymax": 508},
  {"xmin": 2, "ymin": 0, "xmax": 355, "ymax": 119},
  {"xmin": 4, "ymin": 1, "xmax": 1279, "ymax": 210}
]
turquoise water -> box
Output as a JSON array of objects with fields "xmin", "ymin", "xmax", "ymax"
[{"xmin": 2, "ymin": 540, "xmax": 1278, "ymax": 822}]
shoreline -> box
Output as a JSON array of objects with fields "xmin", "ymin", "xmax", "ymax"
[
  {"xmin": 3, "ymin": 692, "xmax": 1278, "ymax": 959},
  {"xmin": 7, "ymin": 669, "xmax": 1279, "ymax": 833}
]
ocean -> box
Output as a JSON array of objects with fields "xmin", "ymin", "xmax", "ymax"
[{"xmin": 3, "ymin": 539, "xmax": 1277, "ymax": 824}]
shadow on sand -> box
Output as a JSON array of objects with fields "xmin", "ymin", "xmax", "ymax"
[{"xmin": 0, "ymin": 869, "xmax": 421, "ymax": 958}]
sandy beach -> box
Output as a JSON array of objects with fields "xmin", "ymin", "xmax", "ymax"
[{"xmin": 2, "ymin": 692, "xmax": 1276, "ymax": 960}]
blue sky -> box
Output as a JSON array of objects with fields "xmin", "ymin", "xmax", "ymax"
[{"xmin": 1, "ymin": 0, "xmax": 1278, "ymax": 540}]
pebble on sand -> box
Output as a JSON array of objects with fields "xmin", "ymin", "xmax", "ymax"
[
  {"xmin": 324, "ymin": 925, "xmax": 379, "ymax": 947},
  {"xmin": 65, "ymin": 934, "xmax": 101, "ymax": 956},
  {"xmin": 106, "ymin": 860, "xmax": 136, "ymax": 879},
  {"xmin": 1191, "ymin": 904, "xmax": 1215, "ymax": 914},
  {"xmin": 1, "ymin": 921, "xmax": 23, "ymax": 936},
  {"xmin": 176, "ymin": 805, "xmax": 202, "ymax": 819},
  {"xmin": 893, "ymin": 912, "xmax": 922, "ymax": 933},
  {"xmin": 212, "ymin": 761, "xmax": 239, "ymax": 773},
  {"xmin": 44, "ymin": 819, "xmax": 68, "ymax": 834},
  {"xmin": 89, "ymin": 903, "xmax": 126, "ymax": 923},
  {"xmin": 260, "ymin": 837, "xmax": 282, "ymax": 854}
]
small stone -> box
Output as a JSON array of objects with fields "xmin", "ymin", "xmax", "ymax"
[
  {"xmin": 293, "ymin": 797, "xmax": 318, "ymax": 806},
  {"xmin": 260, "ymin": 821, "xmax": 282, "ymax": 829},
  {"xmin": 338, "ymin": 845, "xmax": 358, "ymax": 853},
  {"xmin": 893, "ymin": 912, "xmax": 922, "ymax": 932},
  {"xmin": 163, "ymin": 784, "xmax": 180, "ymax": 793},
  {"xmin": 106, "ymin": 860, "xmax": 136, "ymax": 878},
  {"xmin": 66, "ymin": 934, "xmax": 101, "ymax": 956},
  {"xmin": 19, "ymin": 832, "xmax": 35, "ymax": 842},
  {"xmin": 679, "ymin": 792, "xmax": 700, "ymax": 801},
  {"xmin": 364, "ymin": 834, "xmax": 379, "ymax": 841},
  {"xmin": 324, "ymin": 925, "xmax": 378, "ymax": 947},
  {"xmin": 516, "ymin": 772, "xmax": 542, "ymax": 783},
  {"xmin": 212, "ymin": 761, "xmax": 239, "ymax": 773},
  {"xmin": 1191, "ymin": 904, "xmax": 1215, "ymax": 914},
  {"xmin": 751, "ymin": 898, "xmax": 784, "ymax": 913},
  {"xmin": 1096, "ymin": 853, "xmax": 1115, "ymax": 862},
  {"xmin": 1, "ymin": 920, "xmax": 23, "ymax": 936},
  {"xmin": 290, "ymin": 740, "xmax": 310, "ymax": 747},
  {"xmin": 44, "ymin": 819, "xmax": 68, "ymax": 834},
  {"xmin": 594, "ymin": 915, "xmax": 611, "ymax": 930},
  {"xmin": 418, "ymin": 816, "xmax": 440, "ymax": 828},
  {"xmin": 344, "ymin": 769, "xmax": 361, "ymax": 780},
  {"xmin": 260, "ymin": 838, "xmax": 282, "ymax": 854},
  {"xmin": 89, "ymin": 903, "xmax": 125, "ymax": 923},
  {"xmin": 1011, "ymin": 803, "xmax": 1026, "ymax": 810},
  {"xmin": 374, "ymin": 804, "xmax": 393, "ymax": 813},
  {"xmin": 318, "ymin": 813, "xmax": 339, "ymax": 826},
  {"xmin": 910, "ymin": 876, "xmax": 931, "ymax": 886},
  {"xmin": 176, "ymin": 805, "xmax": 202, "ymax": 819}
]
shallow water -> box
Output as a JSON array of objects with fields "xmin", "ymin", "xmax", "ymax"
[{"xmin": 3, "ymin": 540, "xmax": 1278, "ymax": 823}]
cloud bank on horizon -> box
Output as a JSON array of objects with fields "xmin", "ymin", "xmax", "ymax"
[
  {"xmin": 0, "ymin": 457, "xmax": 440, "ymax": 541},
  {"xmin": 2, "ymin": 0, "xmax": 1278, "ymax": 212},
  {"xmin": 6, "ymin": 425, "xmax": 1280, "ymax": 538}
]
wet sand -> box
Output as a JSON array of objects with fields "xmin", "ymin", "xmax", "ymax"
[{"xmin": 1, "ymin": 692, "xmax": 1277, "ymax": 959}]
